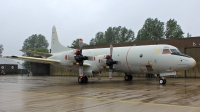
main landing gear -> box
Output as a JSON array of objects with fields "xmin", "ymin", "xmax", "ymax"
[
  {"xmin": 78, "ymin": 76, "xmax": 88, "ymax": 83},
  {"xmin": 159, "ymin": 77, "xmax": 166, "ymax": 85},
  {"xmin": 124, "ymin": 74, "xmax": 133, "ymax": 81}
]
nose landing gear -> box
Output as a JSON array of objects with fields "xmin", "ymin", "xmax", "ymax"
[{"xmin": 159, "ymin": 77, "xmax": 166, "ymax": 85}]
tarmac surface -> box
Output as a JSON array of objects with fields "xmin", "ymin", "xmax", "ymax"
[{"xmin": 0, "ymin": 76, "xmax": 200, "ymax": 112}]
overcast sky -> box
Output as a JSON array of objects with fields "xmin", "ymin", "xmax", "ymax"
[{"xmin": 1, "ymin": 0, "xmax": 200, "ymax": 56}]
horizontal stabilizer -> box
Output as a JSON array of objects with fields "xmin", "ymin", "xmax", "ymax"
[
  {"xmin": 4, "ymin": 56, "xmax": 60, "ymax": 64},
  {"xmin": 20, "ymin": 50, "xmax": 52, "ymax": 57}
]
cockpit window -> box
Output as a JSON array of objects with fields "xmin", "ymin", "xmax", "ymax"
[
  {"xmin": 162, "ymin": 49, "xmax": 171, "ymax": 54},
  {"xmin": 170, "ymin": 49, "xmax": 191, "ymax": 58},
  {"xmin": 170, "ymin": 49, "xmax": 179, "ymax": 53}
]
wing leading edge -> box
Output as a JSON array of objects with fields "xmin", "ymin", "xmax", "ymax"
[{"xmin": 4, "ymin": 56, "xmax": 60, "ymax": 64}]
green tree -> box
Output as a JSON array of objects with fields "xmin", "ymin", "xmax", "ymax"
[
  {"xmin": 22, "ymin": 34, "xmax": 49, "ymax": 54},
  {"xmin": 71, "ymin": 39, "xmax": 88, "ymax": 48},
  {"xmin": 104, "ymin": 27, "xmax": 115, "ymax": 44},
  {"xmin": 89, "ymin": 32, "xmax": 106, "ymax": 45},
  {"xmin": 165, "ymin": 19, "xmax": 184, "ymax": 39},
  {"xmin": 0, "ymin": 44, "xmax": 3, "ymax": 57},
  {"xmin": 22, "ymin": 34, "xmax": 49, "ymax": 69},
  {"xmin": 89, "ymin": 38, "xmax": 96, "ymax": 45},
  {"xmin": 90, "ymin": 26, "xmax": 134, "ymax": 45},
  {"xmin": 115, "ymin": 26, "xmax": 135, "ymax": 43},
  {"xmin": 136, "ymin": 18, "xmax": 164, "ymax": 42}
]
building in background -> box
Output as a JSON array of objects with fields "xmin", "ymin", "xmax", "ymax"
[{"xmin": 0, "ymin": 58, "xmax": 18, "ymax": 75}]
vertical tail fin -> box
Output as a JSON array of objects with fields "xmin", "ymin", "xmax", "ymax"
[{"xmin": 51, "ymin": 26, "xmax": 73, "ymax": 53}]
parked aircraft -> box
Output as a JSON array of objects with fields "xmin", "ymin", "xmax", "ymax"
[{"xmin": 4, "ymin": 26, "xmax": 196, "ymax": 85}]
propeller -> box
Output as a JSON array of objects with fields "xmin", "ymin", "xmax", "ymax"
[
  {"xmin": 106, "ymin": 45, "xmax": 117, "ymax": 79},
  {"xmin": 74, "ymin": 39, "xmax": 88, "ymax": 78}
]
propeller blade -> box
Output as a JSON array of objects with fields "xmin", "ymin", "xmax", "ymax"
[
  {"xmin": 79, "ymin": 66, "xmax": 83, "ymax": 77},
  {"xmin": 116, "ymin": 61, "xmax": 122, "ymax": 65},
  {"xmin": 110, "ymin": 44, "xmax": 113, "ymax": 58},
  {"xmin": 79, "ymin": 39, "xmax": 83, "ymax": 54},
  {"xmin": 109, "ymin": 69, "xmax": 112, "ymax": 79},
  {"xmin": 87, "ymin": 56, "xmax": 95, "ymax": 61}
]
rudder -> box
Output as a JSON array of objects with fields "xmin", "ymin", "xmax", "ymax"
[{"xmin": 51, "ymin": 26, "xmax": 73, "ymax": 53}]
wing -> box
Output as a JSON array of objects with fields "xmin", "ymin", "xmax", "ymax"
[
  {"xmin": 20, "ymin": 50, "xmax": 52, "ymax": 57},
  {"xmin": 4, "ymin": 56, "xmax": 60, "ymax": 64}
]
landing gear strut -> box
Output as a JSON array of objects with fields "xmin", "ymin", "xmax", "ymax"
[
  {"xmin": 78, "ymin": 76, "xmax": 88, "ymax": 83},
  {"xmin": 159, "ymin": 77, "xmax": 166, "ymax": 85},
  {"xmin": 124, "ymin": 74, "xmax": 133, "ymax": 81}
]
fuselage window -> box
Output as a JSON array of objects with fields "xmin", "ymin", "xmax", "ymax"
[{"xmin": 162, "ymin": 49, "xmax": 171, "ymax": 54}]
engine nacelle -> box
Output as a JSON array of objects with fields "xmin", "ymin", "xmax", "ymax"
[
  {"xmin": 55, "ymin": 51, "xmax": 77, "ymax": 66},
  {"xmin": 94, "ymin": 55, "xmax": 109, "ymax": 68}
]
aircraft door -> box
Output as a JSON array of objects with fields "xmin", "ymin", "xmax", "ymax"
[{"xmin": 152, "ymin": 47, "xmax": 165, "ymax": 73}]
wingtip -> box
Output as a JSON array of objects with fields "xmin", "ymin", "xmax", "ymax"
[{"xmin": 3, "ymin": 56, "xmax": 17, "ymax": 58}]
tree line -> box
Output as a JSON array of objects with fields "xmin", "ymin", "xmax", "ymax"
[
  {"xmin": 2, "ymin": 17, "xmax": 189, "ymax": 59},
  {"xmin": 22, "ymin": 18, "xmax": 186, "ymax": 54},
  {"xmin": 0, "ymin": 18, "xmax": 187, "ymax": 58},
  {"xmin": 71, "ymin": 18, "xmax": 185, "ymax": 47}
]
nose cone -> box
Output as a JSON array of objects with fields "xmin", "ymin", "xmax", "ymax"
[
  {"xmin": 193, "ymin": 59, "xmax": 196, "ymax": 67},
  {"xmin": 177, "ymin": 57, "xmax": 196, "ymax": 71},
  {"xmin": 190, "ymin": 58, "xmax": 196, "ymax": 67}
]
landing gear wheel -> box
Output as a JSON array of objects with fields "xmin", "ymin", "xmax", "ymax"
[
  {"xmin": 129, "ymin": 75, "xmax": 133, "ymax": 81},
  {"xmin": 84, "ymin": 76, "xmax": 88, "ymax": 83},
  {"xmin": 78, "ymin": 76, "xmax": 88, "ymax": 83},
  {"xmin": 159, "ymin": 78, "xmax": 166, "ymax": 85},
  {"xmin": 163, "ymin": 79, "xmax": 166, "ymax": 84},
  {"xmin": 159, "ymin": 79, "xmax": 164, "ymax": 85},
  {"xmin": 124, "ymin": 75, "xmax": 132, "ymax": 81},
  {"xmin": 124, "ymin": 75, "xmax": 129, "ymax": 81},
  {"xmin": 78, "ymin": 76, "xmax": 83, "ymax": 83}
]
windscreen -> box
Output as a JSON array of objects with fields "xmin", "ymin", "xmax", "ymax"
[
  {"xmin": 170, "ymin": 49, "xmax": 191, "ymax": 58},
  {"xmin": 170, "ymin": 49, "xmax": 179, "ymax": 53}
]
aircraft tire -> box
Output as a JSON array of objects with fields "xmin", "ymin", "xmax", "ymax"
[
  {"xmin": 84, "ymin": 76, "xmax": 88, "ymax": 83},
  {"xmin": 129, "ymin": 75, "xmax": 133, "ymax": 81},
  {"xmin": 163, "ymin": 79, "xmax": 166, "ymax": 84},
  {"xmin": 124, "ymin": 75, "xmax": 129, "ymax": 81},
  {"xmin": 159, "ymin": 79, "xmax": 164, "ymax": 85},
  {"xmin": 78, "ymin": 77, "xmax": 82, "ymax": 83}
]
